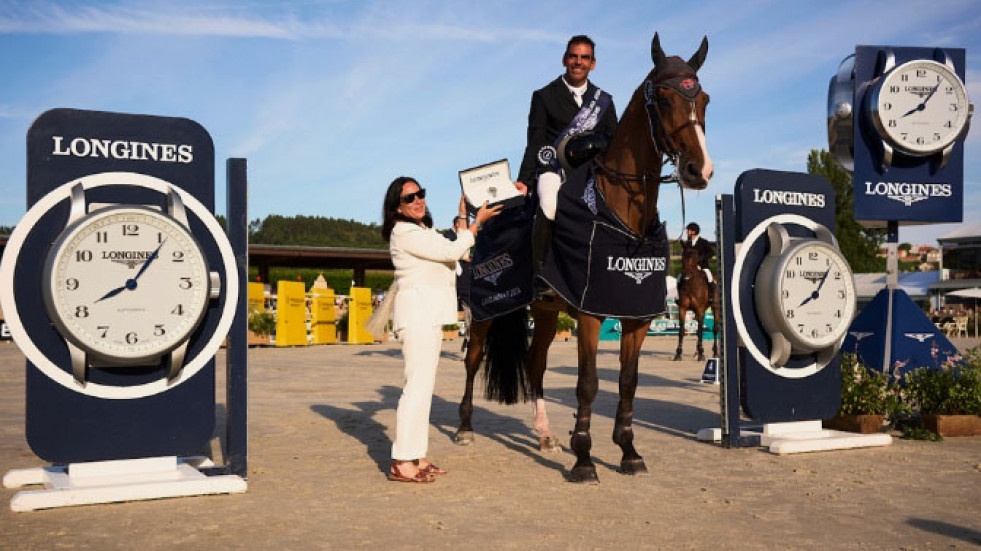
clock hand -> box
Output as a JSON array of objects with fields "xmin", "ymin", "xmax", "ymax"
[
  {"xmin": 814, "ymin": 266, "xmax": 832, "ymax": 293},
  {"xmin": 921, "ymin": 82, "xmax": 941, "ymax": 106},
  {"xmin": 132, "ymin": 238, "xmax": 167, "ymax": 283},
  {"xmin": 95, "ymin": 283, "xmax": 129, "ymax": 303},
  {"xmin": 798, "ymin": 267, "xmax": 832, "ymax": 308},
  {"xmin": 96, "ymin": 239, "xmax": 167, "ymax": 302},
  {"xmin": 900, "ymin": 83, "xmax": 941, "ymax": 117}
]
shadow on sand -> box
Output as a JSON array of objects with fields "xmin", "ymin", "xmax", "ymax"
[
  {"xmin": 310, "ymin": 387, "xmax": 571, "ymax": 478},
  {"xmin": 907, "ymin": 518, "xmax": 981, "ymax": 546}
]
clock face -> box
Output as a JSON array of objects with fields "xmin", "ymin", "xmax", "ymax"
[
  {"xmin": 43, "ymin": 206, "xmax": 210, "ymax": 363},
  {"xmin": 775, "ymin": 242, "xmax": 856, "ymax": 351},
  {"xmin": 872, "ymin": 59, "xmax": 971, "ymax": 156}
]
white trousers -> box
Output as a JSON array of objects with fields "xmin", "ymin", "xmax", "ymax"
[
  {"xmin": 391, "ymin": 322, "xmax": 444, "ymax": 461},
  {"xmin": 537, "ymin": 171, "xmax": 562, "ymax": 220}
]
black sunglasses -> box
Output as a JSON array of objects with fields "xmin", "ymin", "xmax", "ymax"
[{"xmin": 400, "ymin": 188, "xmax": 426, "ymax": 204}]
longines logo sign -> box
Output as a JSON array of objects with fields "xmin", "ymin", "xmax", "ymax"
[
  {"xmin": 51, "ymin": 135, "xmax": 194, "ymax": 164},
  {"xmin": 607, "ymin": 256, "xmax": 666, "ymax": 285},
  {"xmin": 863, "ymin": 181, "xmax": 953, "ymax": 207},
  {"xmin": 103, "ymin": 250, "xmax": 156, "ymax": 269},
  {"xmin": 473, "ymin": 253, "xmax": 513, "ymax": 285},
  {"xmin": 752, "ymin": 188, "xmax": 825, "ymax": 208}
]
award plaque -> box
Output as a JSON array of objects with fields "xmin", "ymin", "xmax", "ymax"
[{"xmin": 459, "ymin": 159, "xmax": 525, "ymax": 212}]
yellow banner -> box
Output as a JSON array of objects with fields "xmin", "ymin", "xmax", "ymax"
[
  {"xmin": 275, "ymin": 281, "xmax": 308, "ymax": 347},
  {"xmin": 347, "ymin": 287, "xmax": 374, "ymax": 344},
  {"xmin": 310, "ymin": 292, "xmax": 337, "ymax": 344}
]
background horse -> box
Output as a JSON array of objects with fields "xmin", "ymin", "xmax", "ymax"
[
  {"xmin": 674, "ymin": 248, "xmax": 718, "ymax": 361},
  {"xmin": 456, "ymin": 34, "xmax": 712, "ymax": 483}
]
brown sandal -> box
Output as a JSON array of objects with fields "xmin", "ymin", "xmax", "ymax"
[
  {"xmin": 415, "ymin": 461, "xmax": 447, "ymax": 475},
  {"xmin": 388, "ymin": 461, "xmax": 435, "ymax": 483}
]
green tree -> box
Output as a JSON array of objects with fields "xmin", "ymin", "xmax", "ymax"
[
  {"xmin": 898, "ymin": 242, "xmax": 912, "ymax": 252},
  {"xmin": 249, "ymin": 215, "xmax": 387, "ymax": 248},
  {"xmin": 807, "ymin": 149, "xmax": 886, "ymax": 273}
]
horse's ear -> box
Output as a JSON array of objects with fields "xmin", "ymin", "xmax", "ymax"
[
  {"xmin": 687, "ymin": 36, "xmax": 709, "ymax": 72},
  {"xmin": 651, "ymin": 33, "xmax": 667, "ymax": 66}
]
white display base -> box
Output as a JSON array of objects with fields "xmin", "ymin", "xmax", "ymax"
[
  {"xmin": 697, "ymin": 420, "xmax": 892, "ymax": 455},
  {"xmin": 3, "ymin": 456, "xmax": 247, "ymax": 512}
]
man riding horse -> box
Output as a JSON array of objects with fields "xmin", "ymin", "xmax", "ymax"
[
  {"xmin": 679, "ymin": 222, "xmax": 716, "ymax": 299},
  {"xmin": 514, "ymin": 34, "xmax": 619, "ymax": 279}
]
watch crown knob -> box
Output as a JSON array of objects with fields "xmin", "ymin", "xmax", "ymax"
[
  {"xmin": 209, "ymin": 272, "xmax": 221, "ymax": 299},
  {"xmin": 834, "ymin": 101, "xmax": 852, "ymax": 119}
]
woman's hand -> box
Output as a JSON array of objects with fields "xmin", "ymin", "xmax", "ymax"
[{"xmin": 470, "ymin": 201, "xmax": 503, "ymax": 234}]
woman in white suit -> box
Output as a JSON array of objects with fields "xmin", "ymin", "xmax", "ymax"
[{"xmin": 380, "ymin": 176, "xmax": 501, "ymax": 483}]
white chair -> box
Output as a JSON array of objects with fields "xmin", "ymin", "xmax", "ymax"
[{"xmin": 954, "ymin": 316, "xmax": 969, "ymax": 338}]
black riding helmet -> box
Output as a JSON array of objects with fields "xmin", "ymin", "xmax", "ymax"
[{"xmin": 686, "ymin": 222, "xmax": 700, "ymax": 234}]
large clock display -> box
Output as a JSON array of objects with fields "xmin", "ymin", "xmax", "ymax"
[
  {"xmin": 42, "ymin": 205, "xmax": 211, "ymax": 364},
  {"xmin": 772, "ymin": 241, "xmax": 855, "ymax": 350},
  {"xmin": 870, "ymin": 59, "xmax": 971, "ymax": 157},
  {"xmin": 754, "ymin": 222, "xmax": 856, "ymax": 370}
]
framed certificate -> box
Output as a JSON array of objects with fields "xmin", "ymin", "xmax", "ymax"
[{"xmin": 459, "ymin": 159, "xmax": 525, "ymax": 212}]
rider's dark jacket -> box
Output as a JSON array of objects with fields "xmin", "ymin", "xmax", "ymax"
[{"xmin": 517, "ymin": 77, "xmax": 618, "ymax": 188}]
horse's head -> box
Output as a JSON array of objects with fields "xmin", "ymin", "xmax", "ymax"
[
  {"xmin": 681, "ymin": 247, "xmax": 700, "ymax": 273},
  {"xmin": 642, "ymin": 33, "xmax": 713, "ymax": 190}
]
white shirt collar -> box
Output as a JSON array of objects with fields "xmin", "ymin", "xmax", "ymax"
[{"xmin": 561, "ymin": 76, "xmax": 588, "ymax": 106}]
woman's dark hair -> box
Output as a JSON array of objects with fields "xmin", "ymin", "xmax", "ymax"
[{"xmin": 381, "ymin": 176, "xmax": 433, "ymax": 241}]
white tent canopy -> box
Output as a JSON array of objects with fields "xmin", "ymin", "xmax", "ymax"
[
  {"xmin": 947, "ymin": 287, "xmax": 981, "ymax": 299},
  {"xmin": 853, "ymin": 271, "xmax": 938, "ymax": 302}
]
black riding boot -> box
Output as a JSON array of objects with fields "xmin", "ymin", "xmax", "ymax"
[
  {"xmin": 532, "ymin": 212, "xmax": 555, "ymax": 299},
  {"xmin": 532, "ymin": 212, "xmax": 553, "ymax": 276}
]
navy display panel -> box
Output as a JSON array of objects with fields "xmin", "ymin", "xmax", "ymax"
[
  {"xmin": 21, "ymin": 108, "xmax": 219, "ymax": 462},
  {"xmin": 852, "ymin": 46, "xmax": 966, "ymax": 226},
  {"xmin": 732, "ymin": 169, "xmax": 841, "ymax": 423}
]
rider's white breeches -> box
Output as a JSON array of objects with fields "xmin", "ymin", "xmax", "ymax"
[{"xmin": 538, "ymin": 171, "xmax": 562, "ymax": 220}]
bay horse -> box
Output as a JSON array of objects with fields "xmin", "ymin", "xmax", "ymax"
[
  {"xmin": 674, "ymin": 247, "xmax": 718, "ymax": 362},
  {"xmin": 456, "ymin": 33, "xmax": 713, "ymax": 483}
]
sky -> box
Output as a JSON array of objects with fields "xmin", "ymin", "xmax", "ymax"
[{"xmin": 0, "ymin": 0, "xmax": 979, "ymax": 247}]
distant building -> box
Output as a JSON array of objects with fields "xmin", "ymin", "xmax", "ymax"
[{"xmin": 931, "ymin": 223, "xmax": 981, "ymax": 308}]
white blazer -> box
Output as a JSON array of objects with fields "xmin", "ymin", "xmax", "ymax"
[{"xmin": 389, "ymin": 221, "xmax": 475, "ymax": 331}]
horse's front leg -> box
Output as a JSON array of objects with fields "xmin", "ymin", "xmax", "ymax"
[
  {"xmin": 570, "ymin": 313, "xmax": 601, "ymax": 483},
  {"xmin": 615, "ymin": 318, "xmax": 650, "ymax": 475},
  {"xmin": 695, "ymin": 310, "xmax": 705, "ymax": 362},
  {"xmin": 673, "ymin": 306, "xmax": 686, "ymax": 361},
  {"xmin": 455, "ymin": 320, "xmax": 489, "ymax": 445},
  {"xmin": 529, "ymin": 302, "xmax": 560, "ymax": 453}
]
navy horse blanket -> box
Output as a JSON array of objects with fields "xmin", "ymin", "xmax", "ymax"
[
  {"xmin": 465, "ymin": 203, "xmax": 536, "ymax": 322},
  {"xmin": 539, "ymin": 166, "xmax": 669, "ymax": 319}
]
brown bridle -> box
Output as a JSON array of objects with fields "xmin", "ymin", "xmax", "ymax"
[{"xmin": 595, "ymin": 69, "xmax": 707, "ymax": 237}]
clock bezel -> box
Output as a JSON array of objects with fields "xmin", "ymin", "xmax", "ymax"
[
  {"xmin": 755, "ymin": 238, "xmax": 857, "ymax": 354},
  {"xmin": 869, "ymin": 58, "xmax": 970, "ymax": 157},
  {"xmin": 41, "ymin": 205, "xmax": 211, "ymax": 364},
  {"xmin": 0, "ymin": 172, "xmax": 238, "ymax": 399},
  {"xmin": 733, "ymin": 214, "xmax": 857, "ymax": 379}
]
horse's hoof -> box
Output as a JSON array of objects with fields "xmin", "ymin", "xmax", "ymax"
[
  {"xmin": 539, "ymin": 435, "xmax": 562, "ymax": 453},
  {"xmin": 569, "ymin": 465, "xmax": 600, "ymax": 484},
  {"xmin": 454, "ymin": 431, "xmax": 475, "ymax": 446},
  {"xmin": 620, "ymin": 458, "xmax": 649, "ymax": 476},
  {"xmin": 673, "ymin": 353, "xmax": 681, "ymax": 361},
  {"xmin": 697, "ymin": 354, "xmax": 705, "ymax": 362}
]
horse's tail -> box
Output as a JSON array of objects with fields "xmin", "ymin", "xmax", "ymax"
[{"xmin": 482, "ymin": 307, "xmax": 530, "ymax": 405}]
